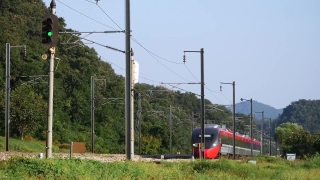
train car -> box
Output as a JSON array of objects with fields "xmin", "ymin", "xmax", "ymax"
[{"xmin": 191, "ymin": 124, "xmax": 262, "ymax": 159}]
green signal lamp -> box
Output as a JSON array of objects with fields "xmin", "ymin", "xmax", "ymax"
[{"xmin": 48, "ymin": 31, "xmax": 53, "ymax": 37}]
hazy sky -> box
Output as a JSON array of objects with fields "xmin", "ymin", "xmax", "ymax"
[{"xmin": 44, "ymin": 0, "xmax": 320, "ymax": 109}]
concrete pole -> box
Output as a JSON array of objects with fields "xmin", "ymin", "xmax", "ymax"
[
  {"xmin": 125, "ymin": 0, "xmax": 133, "ymax": 160},
  {"xmin": 261, "ymin": 111, "xmax": 264, "ymax": 155},
  {"xmin": 91, "ymin": 76, "xmax": 95, "ymax": 153},
  {"xmin": 138, "ymin": 93, "xmax": 142, "ymax": 155},
  {"xmin": 46, "ymin": 47, "xmax": 55, "ymax": 158},
  {"xmin": 200, "ymin": 48, "xmax": 205, "ymax": 159},
  {"xmin": 169, "ymin": 105, "xmax": 172, "ymax": 154},
  {"xmin": 5, "ymin": 43, "xmax": 10, "ymax": 152},
  {"xmin": 269, "ymin": 118, "xmax": 271, "ymax": 156},
  {"xmin": 232, "ymin": 81, "xmax": 236, "ymax": 160},
  {"xmin": 130, "ymin": 50, "xmax": 135, "ymax": 158},
  {"xmin": 250, "ymin": 99, "xmax": 253, "ymax": 157}
]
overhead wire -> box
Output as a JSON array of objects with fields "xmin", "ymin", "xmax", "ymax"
[
  {"xmin": 58, "ymin": 0, "xmax": 232, "ymax": 105},
  {"xmin": 59, "ymin": 0, "xmax": 190, "ymax": 81},
  {"xmin": 100, "ymin": 56, "xmax": 200, "ymax": 96},
  {"xmin": 56, "ymin": 0, "xmax": 118, "ymax": 30}
]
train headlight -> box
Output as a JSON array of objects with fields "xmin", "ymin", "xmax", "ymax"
[{"xmin": 213, "ymin": 143, "xmax": 217, "ymax": 147}]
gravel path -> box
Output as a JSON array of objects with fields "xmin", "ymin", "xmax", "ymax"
[{"xmin": 0, "ymin": 152, "xmax": 192, "ymax": 163}]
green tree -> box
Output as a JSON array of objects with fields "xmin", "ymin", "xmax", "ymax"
[
  {"xmin": 275, "ymin": 122, "xmax": 313, "ymax": 158},
  {"xmin": 10, "ymin": 84, "xmax": 46, "ymax": 140}
]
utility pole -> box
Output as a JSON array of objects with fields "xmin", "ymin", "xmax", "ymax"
[
  {"xmin": 5, "ymin": 43, "xmax": 10, "ymax": 152},
  {"xmin": 200, "ymin": 48, "xmax": 204, "ymax": 159},
  {"xmin": 137, "ymin": 93, "xmax": 142, "ymax": 155},
  {"xmin": 42, "ymin": 0, "xmax": 59, "ymax": 159},
  {"xmin": 130, "ymin": 49, "xmax": 135, "ymax": 158},
  {"xmin": 262, "ymin": 111, "xmax": 264, "ymax": 155},
  {"xmin": 232, "ymin": 82, "xmax": 235, "ymax": 160},
  {"xmin": 5, "ymin": 43, "xmax": 11, "ymax": 151},
  {"xmin": 221, "ymin": 81, "xmax": 235, "ymax": 160},
  {"xmin": 183, "ymin": 48, "xmax": 205, "ymax": 159},
  {"xmin": 5, "ymin": 43, "xmax": 27, "ymax": 152},
  {"xmin": 241, "ymin": 98, "xmax": 253, "ymax": 156},
  {"xmin": 250, "ymin": 99, "xmax": 253, "ymax": 157},
  {"xmin": 255, "ymin": 110, "xmax": 264, "ymax": 155},
  {"xmin": 169, "ymin": 105, "xmax": 172, "ymax": 154},
  {"xmin": 91, "ymin": 76, "xmax": 95, "ymax": 153},
  {"xmin": 269, "ymin": 118, "xmax": 271, "ymax": 156},
  {"xmin": 90, "ymin": 76, "xmax": 106, "ymax": 153},
  {"xmin": 125, "ymin": 0, "xmax": 133, "ymax": 160},
  {"xmin": 169, "ymin": 105, "xmax": 180, "ymax": 154},
  {"xmin": 275, "ymin": 122, "xmax": 277, "ymax": 156}
]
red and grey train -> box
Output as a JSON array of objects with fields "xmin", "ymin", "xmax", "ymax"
[{"xmin": 191, "ymin": 124, "xmax": 261, "ymax": 159}]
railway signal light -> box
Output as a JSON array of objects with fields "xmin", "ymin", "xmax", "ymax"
[{"xmin": 41, "ymin": 14, "xmax": 59, "ymax": 48}]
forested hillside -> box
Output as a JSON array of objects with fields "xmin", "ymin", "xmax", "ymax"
[
  {"xmin": 1, "ymin": 0, "xmax": 260, "ymax": 154},
  {"xmin": 278, "ymin": 99, "xmax": 320, "ymax": 134}
]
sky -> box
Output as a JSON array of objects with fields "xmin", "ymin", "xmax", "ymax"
[{"xmin": 44, "ymin": 0, "xmax": 320, "ymax": 109}]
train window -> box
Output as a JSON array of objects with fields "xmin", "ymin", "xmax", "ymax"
[{"xmin": 197, "ymin": 134, "xmax": 214, "ymax": 142}]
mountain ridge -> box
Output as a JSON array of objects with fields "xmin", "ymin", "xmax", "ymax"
[{"xmin": 226, "ymin": 100, "xmax": 283, "ymax": 120}]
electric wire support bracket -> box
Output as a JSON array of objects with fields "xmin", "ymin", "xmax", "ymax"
[{"xmin": 59, "ymin": 31, "xmax": 125, "ymax": 53}]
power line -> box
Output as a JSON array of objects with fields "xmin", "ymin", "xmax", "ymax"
[
  {"xmin": 58, "ymin": 1, "xmax": 232, "ymax": 106},
  {"xmin": 87, "ymin": 1, "xmax": 185, "ymax": 65},
  {"xmin": 56, "ymin": 0, "xmax": 118, "ymax": 30},
  {"xmin": 96, "ymin": 4, "xmax": 123, "ymax": 30},
  {"xmin": 166, "ymin": 84, "xmax": 201, "ymax": 96},
  {"xmin": 130, "ymin": 37, "xmax": 184, "ymax": 65},
  {"xmin": 100, "ymin": 56, "xmax": 163, "ymax": 84},
  {"xmin": 205, "ymin": 87, "xmax": 224, "ymax": 104},
  {"xmin": 184, "ymin": 63, "xmax": 199, "ymax": 82}
]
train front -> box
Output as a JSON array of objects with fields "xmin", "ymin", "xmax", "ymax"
[{"xmin": 191, "ymin": 126, "xmax": 221, "ymax": 159}]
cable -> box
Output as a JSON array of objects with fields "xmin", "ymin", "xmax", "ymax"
[
  {"xmin": 96, "ymin": 4, "xmax": 123, "ymax": 30},
  {"xmin": 84, "ymin": 1, "xmax": 184, "ymax": 65},
  {"xmin": 130, "ymin": 37, "xmax": 184, "ymax": 65},
  {"xmin": 184, "ymin": 63, "xmax": 199, "ymax": 82},
  {"xmin": 78, "ymin": 36, "xmax": 125, "ymax": 53},
  {"xmin": 57, "ymin": 1, "xmax": 231, "ymax": 105},
  {"xmin": 99, "ymin": 56, "xmax": 163, "ymax": 84},
  {"xmin": 129, "ymin": 39, "xmax": 192, "ymax": 82},
  {"xmin": 166, "ymin": 84, "xmax": 201, "ymax": 97},
  {"xmin": 205, "ymin": 87, "xmax": 224, "ymax": 104},
  {"xmin": 56, "ymin": 0, "xmax": 118, "ymax": 30}
]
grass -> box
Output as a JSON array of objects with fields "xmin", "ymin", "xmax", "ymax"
[
  {"xmin": 0, "ymin": 136, "xmax": 68, "ymax": 153},
  {"xmin": 0, "ymin": 136, "xmax": 319, "ymax": 179},
  {"xmin": 0, "ymin": 156, "xmax": 319, "ymax": 179}
]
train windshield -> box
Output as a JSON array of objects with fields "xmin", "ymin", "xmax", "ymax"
[
  {"xmin": 191, "ymin": 127, "xmax": 220, "ymax": 148},
  {"xmin": 194, "ymin": 134, "xmax": 214, "ymax": 142}
]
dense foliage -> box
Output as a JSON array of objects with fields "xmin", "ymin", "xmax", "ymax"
[{"xmin": 278, "ymin": 99, "xmax": 320, "ymax": 134}]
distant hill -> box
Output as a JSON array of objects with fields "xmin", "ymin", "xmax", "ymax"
[
  {"xmin": 278, "ymin": 99, "xmax": 320, "ymax": 134},
  {"xmin": 226, "ymin": 100, "xmax": 283, "ymax": 120}
]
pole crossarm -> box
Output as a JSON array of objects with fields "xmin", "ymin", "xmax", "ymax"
[
  {"xmin": 147, "ymin": 89, "xmax": 170, "ymax": 94},
  {"xmin": 77, "ymin": 36, "xmax": 125, "ymax": 53},
  {"xmin": 59, "ymin": 30, "xmax": 125, "ymax": 34},
  {"xmin": 184, "ymin": 50, "xmax": 201, "ymax": 53},
  {"xmin": 161, "ymin": 82, "xmax": 201, "ymax": 85}
]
